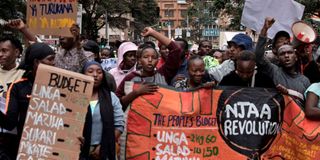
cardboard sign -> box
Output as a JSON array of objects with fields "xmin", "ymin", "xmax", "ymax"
[
  {"xmin": 122, "ymin": 85, "xmax": 320, "ymax": 160},
  {"xmin": 17, "ymin": 64, "xmax": 94, "ymax": 160},
  {"xmin": 26, "ymin": 0, "xmax": 78, "ymax": 36}
]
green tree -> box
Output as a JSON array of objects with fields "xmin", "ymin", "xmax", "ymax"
[
  {"xmin": 187, "ymin": 0, "xmax": 320, "ymax": 34},
  {"xmin": 0, "ymin": 0, "xmax": 26, "ymax": 37},
  {"xmin": 187, "ymin": 0, "xmax": 218, "ymax": 41},
  {"xmin": 79, "ymin": 0, "xmax": 159, "ymax": 40}
]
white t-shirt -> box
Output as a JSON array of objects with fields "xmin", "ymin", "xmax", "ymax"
[{"xmin": 0, "ymin": 65, "xmax": 24, "ymax": 134}]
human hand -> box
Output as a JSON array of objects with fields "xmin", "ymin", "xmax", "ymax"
[
  {"xmin": 77, "ymin": 137, "xmax": 85, "ymax": 148},
  {"xmin": 174, "ymin": 74, "xmax": 186, "ymax": 82},
  {"xmin": 141, "ymin": 27, "xmax": 155, "ymax": 37},
  {"xmin": 263, "ymin": 17, "xmax": 275, "ymax": 30},
  {"xmin": 89, "ymin": 145, "xmax": 101, "ymax": 160},
  {"xmin": 276, "ymin": 84, "xmax": 288, "ymax": 95},
  {"xmin": 202, "ymin": 81, "xmax": 216, "ymax": 89},
  {"xmin": 7, "ymin": 19, "xmax": 26, "ymax": 30},
  {"xmin": 135, "ymin": 83, "xmax": 158, "ymax": 95}
]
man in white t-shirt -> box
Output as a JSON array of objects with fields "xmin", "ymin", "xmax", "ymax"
[
  {"xmin": 0, "ymin": 36, "xmax": 25, "ymax": 159},
  {"xmin": 0, "ymin": 37, "xmax": 25, "ymax": 107},
  {"xmin": 0, "ymin": 19, "xmax": 37, "ymax": 159}
]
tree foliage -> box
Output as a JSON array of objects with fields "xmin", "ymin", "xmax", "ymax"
[
  {"xmin": 0, "ymin": 0, "xmax": 25, "ymax": 20},
  {"xmin": 0, "ymin": 0, "xmax": 26, "ymax": 37},
  {"xmin": 0, "ymin": 0, "xmax": 159, "ymax": 40},
  {"xmin": 187, "ymin": 0, "xmax": 320, "ymax": 34},
  {"xmin": 186, "ymin": 1, "xmax": 218, "ymax": 41},
  {"xmin": 79, "ymin": 0, "xmax": 159, "ymax": 40}
]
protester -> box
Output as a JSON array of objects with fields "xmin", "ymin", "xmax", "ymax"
[
  {"xmin": 174, "ymin": 55, "xmax": 215, "ymax": 91},
  {"xmin": 219, "ymin": 50, "xmax": 275, "ymax": 88},
  {"xmin": 100, "ymin": 48, "xmax": 113, "ymax": 59},
  {"xmin": 256, "ymin": 17, "xmax": 310, "ymax": 100},
  {"xmin": 54, "ymin": 24, "xmax": 93, "ymax": 72},
  {"xmin": 83, "ymin": 40, "xmax": 100, "ymax": 62},
  {"xmin": 0, "ymin": 37, "xmax": 24, "ymax": 97},
  {"xmin": 80, "ymin": 61, "xmax": 124, "ymax": 160},
  {"xmin": 207, "ymin": 33, "xmax": 253, "ymax": 82},
  {"xmin": 304, "ymin": 82, "xmax": 320, "ymax": 120},
  {"xmin": 304, "ymin": 55, "xmax": 320, "ymax": 83},
  {"xmin": 82, "ymin": 40, "xmax": 117, "ymax": 92},
  {"xmin": 0, "ymin": 43, "xmax": 55, "ymax": 159},
  {"xmin": 100, "ymin": 48, "xmax": 117, "ymax": 72},
  {"xmin": 269, "ymin": 30, "xmax": 291, "ymax": 64},
  {"xmin": 198, "ymin": 40, "xmax": 212, "ymax": 56},
  {"xmin": 137, "ymin": 42, "xmax": 156, "ymax": 70},
  {"xmin": 212, "ymin": 49, "xmax": 224, "ymax": 64},
  {"xmin": 156, "ymin": 43, "xmax": 169, "ymax": 69},
  {"xmin": 0, "ymin": 18, "xmax": 38, "ymax": 159},
  {"xmin": 109, "ymin": 42, "xmax": 138, "ymax": 87},
  {"xmin": 295, "ymin": 39, "xmax": 314, "ymax": 74},
  {"xmin": 170, "ymin": 38, "xmax": 189, "ymax": 84},
  {"xmin": 198, "ymin": 40, "xmax": 219, "ymax": 69},
  {"xmin": 0, "ymin": 37, "xmax": 25, "ymax": 160},
  {"xmin": 116, "ymin": 27, "xmax": 182, "ymax": 110}
]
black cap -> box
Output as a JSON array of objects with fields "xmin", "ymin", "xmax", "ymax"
[
  {"xmin": 83, "ymin": 40, "xmax": 99, "ymax": 54},
  {"xmin": 272, "ymin": 31, "xmax": 290, "ymax": 48}
]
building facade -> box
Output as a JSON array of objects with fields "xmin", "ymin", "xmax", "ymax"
[{"xmin": 156, "ymin": 0, "xmax": 190, "ymax": 39}]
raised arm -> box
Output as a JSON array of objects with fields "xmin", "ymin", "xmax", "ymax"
[
  {"xmin": 255, "ymin": 17, "xmax": 278, "ymax": 76},
  {"xmin": 141, "ymin": 27, "xmax": 171, "ymax": 46},
  {"xmin": 142, "ymin": 27, "xmax": 182, "ymax": 83},
  {"xmin": 7, "ymin": 19, "xmax": 37, "ymax": 42}
]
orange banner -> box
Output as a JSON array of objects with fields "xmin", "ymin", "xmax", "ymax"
[{"xmin": 122, "ymin": 85, "xmax": 320, "ymax": 160}]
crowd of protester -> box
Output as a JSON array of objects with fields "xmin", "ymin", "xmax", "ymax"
[{"xmin": 0, "ymin": 17, "xmax": 320, "ymax": 160}]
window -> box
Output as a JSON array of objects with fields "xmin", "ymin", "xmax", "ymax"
[
  {"xmin": 180, "ymin": 10, "xmax": 187, "ymax": 18},
  {"xmin": 164, "ymin": 10, "xmax": 174, "ymax": 17},
  {"xmin": 167, "ymin": 20, "xmax": 174, "ymax": 27},
  {"xmin": 164, "ymin": 4, "xmax": 174, "ymax": 8},
  {"xmin": 180, "ymin": 20, "xmax": 187, "ymax": 27}
]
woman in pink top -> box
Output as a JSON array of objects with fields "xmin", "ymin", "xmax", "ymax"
[{"xmin": 109, "ymin": 42, "xmax": 138, "ymax": 87}]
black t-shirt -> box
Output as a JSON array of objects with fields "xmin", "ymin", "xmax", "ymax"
[
  {"xmin": 219, "ymin": 71, "xmax": 275, "ymax": 88},
  {"xmin": 304, "ymin": 60, "xmax": 320, "ymax": 84}
]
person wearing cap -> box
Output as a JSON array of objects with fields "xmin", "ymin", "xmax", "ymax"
[
  {"xmin": 207, "ymin": 33, "xmax": 253, "ymax": 82},
  {"xmin": 80, "ymin": 61, "xmax": 124, "ymax": 160},
  {"xmin": 272, "ymin": 31, "xmax": 291, "ymax": 55},
  {"xmin": 109, "ymin": 42, "xmax": 138, "ymax": 87},
  {"xmin": 263, "ymin": 31, "xmax": 291, "ymax": 65},
  {"xmin": 256, "ymin": 17, "xmax": 310, "ymax": 100},
  {"xmin": 0, "ymin": 43, "xmax": 55, "ymax": 159},
  {"xmin": 55, "ymin": 24, "xmax": 93, "ymax": 73}
]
